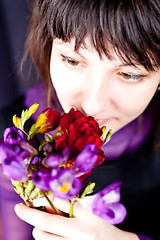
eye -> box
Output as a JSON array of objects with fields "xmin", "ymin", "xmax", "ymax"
[
  {"xmin": 61, "ymin": 55, "xmax": 80, "ymax": 67},
  {"xmin": 67, "ymin": 59, "xmax": 79, "ymax": 66},
  {"xmin": 120, "ymin": 72, "xmax": 132, "ymax": 80},
  {"xmin": 119, "ymin": 72, "xmax": 146, "ymax": 82}
]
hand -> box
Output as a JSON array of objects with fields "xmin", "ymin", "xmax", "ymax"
[{"xmin": 14, "ymin": 195, "xmax": 139, "ymax": 240}]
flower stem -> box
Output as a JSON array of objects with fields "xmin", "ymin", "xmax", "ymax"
[
  {"xmin": 69, "ymin": 198, "xmax": 75, "ymax": 218},
  {"xmin": 41, "ymin": 191, "xmax": 59, "ymax": 215},
  {"xmin": 22, "ymin": 128, "xmax": 29, "ymax": 138}
]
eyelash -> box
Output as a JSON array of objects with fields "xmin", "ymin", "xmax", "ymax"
[
  {"xmin": 61, "ymin": 54, "xmax": 147, "ymax": 82},
  {"xmin": 119, "ymin": 72, "xmax": 146, "ymax": 82},
  {"xmin": 61, "ymin": 55, "xmax": 82, "ymax": 68}
]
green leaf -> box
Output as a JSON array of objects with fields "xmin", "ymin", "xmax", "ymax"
[
  {"xmin": 20, "ymin": 110, "xmax": 30, "ymax": 129},
  {"xmin": 29, "ymin": 187, "xmax": 42, "ymax": 199},
  {"xmin": 11, "ymin": 180, "xmax": 24, "ymax": 197},
  {"xmin": 80, "ymin": 182, "xmax": 95, "ymax": 199},
  {"xmin": 21, "ymin": 103, "xmax": 39, "ymax": 125},
  {"xmin": 24, "ymin": 180, "xmax": 35, "ymax": 196},
  {"xmin": 16, "ymin": 103, "xmax": 39, "ymax": 132}
]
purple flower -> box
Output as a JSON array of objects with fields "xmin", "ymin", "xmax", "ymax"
[
  {"xmin": 49, "ymin": 169, "xmax": 82, "ymax": 200},
  {"xmin": 0, "ymin": 143, "xmax": 28, "ymax": 182},
  {"xmin": 44, "ymin": 153, "xmax": 62, "ymax": 168},
  {"xmin": 10, "ymin": 144, "xmax": 31, "ymax": 160},
  {"xmin": 81, "ymin": 182, "xmax": 127, "ymax": 225},
  {"xmin": 44, "ymin": 147, "xmax": 70, "ymax": 168},
  {"xmin": 32, "ymin": 169, "xmax": 51, "ymax": 191},
  {"xmin": 71, "ymin": 144, "xmax": 98, "ymax": 177},
  {"xmin": 4, "ymin": 127, "xmax": 25, "ymax": 145},
  {"xmin": 30, "ymin": 156, "xmax": 42, "ymax": 165}
]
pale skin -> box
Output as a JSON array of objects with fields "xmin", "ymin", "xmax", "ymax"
[
  {"xmin": 15, "ymin": 194, "xmax": 139, "ymax": 240},
  {"xmin": 15, "ymin": 37, "xmax": 160, "ymax": 239},
  {"xmin": 50, "ymin": 38, "xmax": 160, "ymax": 134}
]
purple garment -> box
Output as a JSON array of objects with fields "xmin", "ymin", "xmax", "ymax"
[
  {"xmin": 137, "ymin": 234, "xmax": 154, "ymax": 240},
  {"xmin": 24, "ymin": 83, "xmax": 48, "ymax": 120},
  {"xmin": 101, "ymin": 111, "xmax": 152, "ymax": 161},
  {"xmin": 0, "ymin": 172, "xmax": 34, "ymax": 240}
]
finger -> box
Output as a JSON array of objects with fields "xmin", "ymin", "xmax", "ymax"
[
  {"xmin": 33, "ymin": 192, "xmax": 55, "ymax": 208},
  {"xmin": 52, "ymin": 197, "xmax": 71, "ymax": 214},
  {"xmin": 33, "ymin": 228, "xmax": 69, "ymax": 240},
  {"xmin": 33, "ymin": 197, "xmax": 49, "ymax": 207},
  {"xmin": 33, "ymin": 195, "xmax": 71, "ymax": 215},
  {"xmin": 32, "ymin": 197, "xmax": 54, "ymax": 214},
  {"xmin": 14, "ymin": 203, "xmax": 79, "ymax": 238},
  {"xmin": 51, "ymin": 197, "xmax": 93, "ymax": 220}
]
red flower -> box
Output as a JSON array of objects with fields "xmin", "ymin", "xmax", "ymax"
[
  {"xmin": 60, "ymin": 108, "xmax": 101, "ymax": 135},
  {"xmin": 60, "ymin": 108, "xmax": 83, "ymax": 131},
  {"xmin": 55, "ymin": 108, "xmax": 105, "ymax": 168}
]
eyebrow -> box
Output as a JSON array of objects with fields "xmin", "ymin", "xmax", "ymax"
[
  {"xmin": 54, "ymin": 40, "xmax": 89, "ymax": 60},
  {"xmin": 54, "ymin": 40, "xmax": 147, "ymax": 70}
]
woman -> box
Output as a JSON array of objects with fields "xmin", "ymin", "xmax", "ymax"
[{"xmin": 15, "ymin": 0, "xmax": 160, "ymax": 239}]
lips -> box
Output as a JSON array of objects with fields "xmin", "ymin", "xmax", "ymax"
[{"xmin": 95, "ymin": 118, "xmax": 111, "ymax": 126}]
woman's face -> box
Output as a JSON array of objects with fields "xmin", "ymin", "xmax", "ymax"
[{"xmin": 50, "ymin": 38, "xmax": 160, "ymax": 134}]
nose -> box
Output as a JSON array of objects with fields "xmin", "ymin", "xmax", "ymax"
[{"xmin": 81, "ymin": 69, "xmax": 110, "ymax": 116}]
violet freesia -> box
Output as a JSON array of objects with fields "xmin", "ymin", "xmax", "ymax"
[
  {"xmin": 42, "ymin": 143, "xmax": 53, "ymax": 153},
  {"xmin": 4, "ymin": 127, "xmax": 25, "ymax": 145},
  {"xmin": 12, "ymin": 144, "xmax": 22, "ymax": 154},
  {"xmin": 30, "ymin": 156, "xmax": 42, "ymax": 165},
  {"xmin": 0, "ymin": 143, "xmax": 28, "ymax": 182},
  {"xmin": 81, "ymin": 182, "xmax": 127, "ymax": 225},
  {"xmin": 71, "ymin": 144, "xmax": 98, "ymax": 177},
  {"xmin": 32, "ymin": 169, "xmax": 51, "ymax": 191},
  {"xmin": 44, "ymin": 153, "xmax": 61, "ymax": 168},
  {"xmin": 44, "ymin": 147, "xmax": 70, "ymax": 168},
  {"xmin": 49, "ymin": 168, "xmax": 82, "ymax": 200},
  {"xmin": 7, "ymin": 143, "xmax": 30, "ymax": 160}
]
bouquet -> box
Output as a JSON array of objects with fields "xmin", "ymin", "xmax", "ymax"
[{"xmin": 0, "ymin": 103, "xmax": 127, "ymax": 225}]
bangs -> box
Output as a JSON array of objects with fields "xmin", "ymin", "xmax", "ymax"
[{"xmin": 44, "ymin": 0, "xmax": 160, "ymax": 71}]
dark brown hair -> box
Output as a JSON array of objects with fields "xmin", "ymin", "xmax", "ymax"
[{"xmin": 24, "ymin": 0, "xmax": 160, "ymax": 99}]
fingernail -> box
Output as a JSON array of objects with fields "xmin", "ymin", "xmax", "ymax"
[{"xmin": 14, "ymin": 203, "xmax": 22, "ymax": 215}]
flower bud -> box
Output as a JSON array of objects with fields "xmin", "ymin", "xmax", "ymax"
[
  {"xmin": 35, "ymin": 108, "xmax": 61, "ymax": 133},
  {"xmin": 4, "ymin": 127, "xmax": 25, "ymax": 145},
  {"xmin": 11, "ymin": 179, "xmax": 42, "ymax": 206},
  {"xmin": 19, "ymin": 141, "xmax": 38, "ymax": 155}
]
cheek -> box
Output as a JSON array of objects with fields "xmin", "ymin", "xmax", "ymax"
[
  {"xmin": 117, "ymin": 89, "xmax": 155, "ymax": 121},
  {"xmin": 51, "ymin": 61, "xmax": 72, "ymax": 93},
  {"xmin": 50, "ymin": 62, "xmax": 83, "ymax": 108}
]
